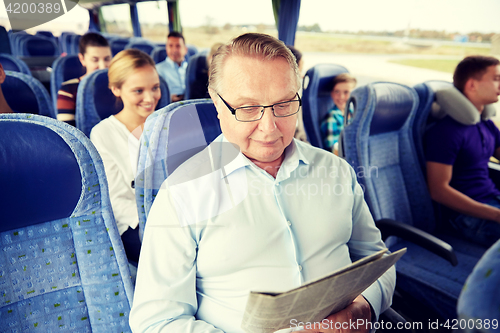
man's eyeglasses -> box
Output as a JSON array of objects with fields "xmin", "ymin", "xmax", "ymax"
[{"xmin": 217, "ymin": 93, "xmax": 302, "ymax": 122}]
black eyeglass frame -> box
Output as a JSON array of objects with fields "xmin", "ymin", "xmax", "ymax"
[{"xmin": 217, "ymin": 93, "xmax": 302, "ymax": 122}]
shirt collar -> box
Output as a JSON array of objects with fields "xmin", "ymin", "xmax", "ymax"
[
  {"xmin": 166, "ymin": 57, "xmax": 187, "ymax": 68},
  {"xmin": 218, "ymin": 135, "xmax": 310, "ymax": 181}
]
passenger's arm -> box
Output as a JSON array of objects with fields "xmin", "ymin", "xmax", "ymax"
[
  {"xmin": 129, "ymin": 187, "xmax": 224, "ymax": 333},
  {"xmin": 56, "ymin": 88, "xmax": 76, "ymax": 126},
  {"xmin": 427, "ymin": 161, "xmax": 500, "ymax": 223},
  {"xmin": 90, "ymin": 131, "xmax": 139, "ymax": 235}
]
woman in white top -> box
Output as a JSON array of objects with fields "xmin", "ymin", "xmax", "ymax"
[{"xmin": 90, "ymin": 49, "xmax": 161, "ymax": 264}]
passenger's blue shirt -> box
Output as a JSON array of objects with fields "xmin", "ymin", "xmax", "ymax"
[
  {"xmin": 156, "ymin": 57, "xmax": 187, "ymax": 96},
  {"xmin": 425, "ymin": 116, "xmax": 500, "ymax": 203},
  {"xmin": 130, "ymin": 134, "xmax": 395, "ymax": 333}
]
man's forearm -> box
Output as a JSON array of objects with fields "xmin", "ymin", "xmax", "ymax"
[{"xmin": 430, "ymin": 184, "xmax": 500, "ymax": 222}]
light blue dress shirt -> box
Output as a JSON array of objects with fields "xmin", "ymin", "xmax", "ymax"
[
  {"xmin": 130, "ymin": 135, "xmax": 395, "ymax": 333},
  {"xmin": 156, "ymin": 57, "xmax": 187, "ymax": 96}
]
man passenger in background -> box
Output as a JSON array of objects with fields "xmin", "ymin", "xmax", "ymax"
[
  {"xmin": 156, "ymin": 31, "xmax": 188, "ymax": 102},
  {"xmin": 130, "ymin": 33, "xmax": 394, "ymax": 333},
  {"xmin": 321, "ymin": 73, "xmax": 357, "ymax": 155},
  {"xmin": 426, "ymin": 55, "xmax": 500, "ymax": 247}
]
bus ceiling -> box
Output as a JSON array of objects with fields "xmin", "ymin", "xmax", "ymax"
[{"xmin": 78, "ymin": 0, "xmax": 301, "ymax": 45}]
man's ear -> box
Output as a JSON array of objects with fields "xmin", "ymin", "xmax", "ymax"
[
  {"xmin": 463, "ymin": 78, "xmax": 476, "ymax": 97},
  {"xmin": 208, "ymin": 88, "xmax": 221, "ymax": 120},
  {"xmin": 78, "ymin": 53, "xmax": 86, "ymax": 68}
]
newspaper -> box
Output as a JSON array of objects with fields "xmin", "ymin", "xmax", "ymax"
[{"xmin": 241, "ymin": 248, "xmax": 406, "ymax": 333}]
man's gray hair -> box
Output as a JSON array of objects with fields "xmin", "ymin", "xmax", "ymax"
[{"xmin": 208, "ymin": 33, "xmax": 301, "ymax": 94}]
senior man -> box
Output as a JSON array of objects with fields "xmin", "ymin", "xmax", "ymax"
[{"xmin": 130, "ymin": 33, "xmax": 395, "ymax": 333}]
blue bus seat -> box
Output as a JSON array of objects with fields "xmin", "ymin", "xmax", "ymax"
[
  {"xmin": 125, "ymin": 40, "xmax": 156, "ymax": 55},
  {"xmin": 457, "ymin": 238, "xmax": 500, "ymax": 332},
  {"xmin": 413, "ymin": 80, "xmax": 454, "ymax": 173},
  {"xmin": 184, "ymin": 52, "xmax": 209, "ymax": 99},
  {"xmin": 58, "ymin": 32, "xmax": 76, "ymax": 54},
  {"xmin": 50, "ymin": 55, "xmax": 84, "ymax": 111},
  {"xmin": 35, "ymin": 30, "xmax": 55, "ymax": 39},
  {"xmin": 341, "ymin": 82, "xmax": 487, "ymax": 321},
  {"xmin": 109, "ymin": 38, "xmax": 129, "ymax": 56},
  {"xmin": 20, "ymin": 36, "xmax": 59, "ymax": 57},
  {"xmin": 70, "ymin": 34, "xmax": 82, "ymax": 55},
  {"xmin": 186, "ymin": 44, "xmax": 198, "ymax": 61},
  {"xmin": 135, "ymin": 100, "xmax": 221, "ymax": 240},
  {"xmin": 0, "ymin": 113, "xmax": 134, "ymax": 332},
  {"xmin": 3, "ymin": 70, "xmax": 55, "ymax": 118},
  {"xmin": 302, "ymin": 63, "xmax": 349, "ymax": 149},
  {"xmin": 150, "ymin": 46, "xmax": 166, "ymax": 64},
  {"xmin": 0, "ymin": 53, "xmax": 31, "ymax": 75},
  {"xmin": 0, "ymin": 25, "xmax": 12, "ymax": 55},
  {"xmin": 75, "ymin": 68, "xmax": 170, "ymax": 137}
]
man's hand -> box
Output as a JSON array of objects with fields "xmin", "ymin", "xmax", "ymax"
[{"xmin": 297, "ymin": 295, "xmax": 372, "ymax": 333}]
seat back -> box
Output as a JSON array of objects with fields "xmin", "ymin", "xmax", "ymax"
[
  {"xmin": 413, "ymin": 80, "xmax": 453, "ymax": 173},
  {"xmin": 50, "ymin": 55, "xmax": 84, "ymax": 111},
  {"xmin": 70, "ymin": 34, "xmax": 81, "ymax": 55},
  {"xmin": 109, "ymin": 38, "xmax": 129, "ymax": 56},
  {"xmin": 0, "ymin": 25, "xmax": 12, "ymax": 55},
  {"xmin": 135, "ymin": 100, "xmax": 221, "ymax": 240},
  {"xmin": 75, "ymin": 69, "xmax": 170, "ymax": 137},
  {"xmin": 3, "ymin": 71, "xmax": 55, "ymax": 118},
  {"xmin": 184, "ymin": 52, "xmax": 209, "ymax": 99},
  {"xmin": 302, "ymin": 63, "xmax": 349, "ymax": 149},
  {"xmin": 457, "ymin": 239, "xmax": 500, "ymax": 331},
  {"xmin": 342, "ymin": 82, "xmax": 435, "ymax": 232},
  {"xmin": 58, "ymin": 32, "xmax": 75, "ymax": 54},
  {"xmin": 20, "ymin": 36, "xmax": 59, "ymax": 56},
  {"xmin": 125, "ymin": 40, "xmax": 156, "ymax": 55},
  {"xmin": 0, "ymin": 53, "xmax": 31, "ymax": 75},
  {"xmin": 151, "ymin": 47, "xmax": 166, "ymax": 64},
  {"xmin": 186, "ymin": 44, "xmax": 198, "ymax": 61},
  {"xmin": 0, "ymin": 113, "xmax": 134, "ymax": 332}
]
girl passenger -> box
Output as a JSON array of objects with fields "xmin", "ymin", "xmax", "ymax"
[
  {"xmin": 90, "ymin": 49, "xmax": 161, "ymax": 263},
  {"xmin": 57, "ymin": 32, "xmax": 112, "ymax": 126}
]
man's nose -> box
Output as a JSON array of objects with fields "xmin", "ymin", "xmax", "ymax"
[{"xmin": 258, "ymin": 107, "xmax": 277, "ymax": 132}]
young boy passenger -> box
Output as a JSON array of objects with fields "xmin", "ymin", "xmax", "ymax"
[{"xmin": 57, "ymin": 32, "xmax": 112, "ymax": 126}]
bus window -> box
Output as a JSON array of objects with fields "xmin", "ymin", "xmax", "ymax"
[
  {"xmin": 137, "ymin": 1, "xmax": 168, "ymax": 43},
  {"xmin": 101, "ymin": 4, "xmax": 134, "ymax": 37}
]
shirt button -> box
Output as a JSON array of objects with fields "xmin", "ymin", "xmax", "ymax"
[
  {"xmin": 298, "ymin": 265, "xmax": 303, "ymax": 272},
  {"xmin": 287, "ymin": 221, "xmax": 292, "ymax": 226}
]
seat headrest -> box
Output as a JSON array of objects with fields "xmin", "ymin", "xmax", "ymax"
[
  {"xmin": 432, "ymin": 87, "xmax": 496, "ymax": 125},
  {"xmin": 0, "ymin": 121, "xmax": 82, "ymax": 231}
]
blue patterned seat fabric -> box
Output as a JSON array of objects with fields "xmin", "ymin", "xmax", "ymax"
[
  {"xmin": 3, "ymin": 71, "xmax": 55, "ymax": 118},
  {"xmin": 50, "ymin": 55, "xmax": 84, "ymax": 111},
  {"xmin": 0, "ymin": 54, "xmax": 31, "ymax": 75},
  {"xmin": 457, "ymin": 239, "xmax": 500, "ymax": 332},
  {"xmin": 0, "ymin": 114, "xmax": 134, "ymax": 332},
  {"xmin": 301, "ymin": 63, "xmax": 349, "ymax": 149},
  {"xmin": 75, "ymin": 68, "xmax": 170, "ymax": 137},
  {"xmin": 135, "ymin": 99, "xmax": 221, "ymax": 240},
  {"xmin": 341, "ymin": 82, "xmax": 486, "ymax": 320}
]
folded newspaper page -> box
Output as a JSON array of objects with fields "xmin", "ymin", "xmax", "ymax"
[{"xmin": 241, "ymin": 248, "xmax": 406, "ymax": 333}]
